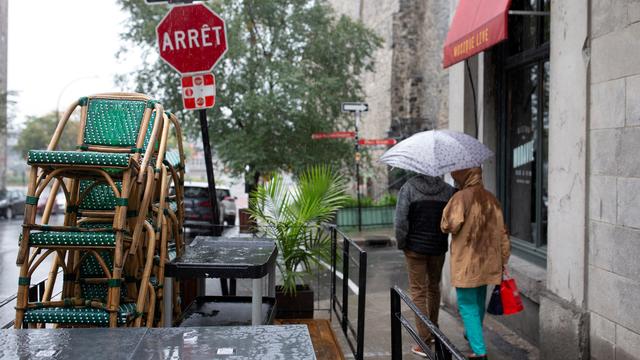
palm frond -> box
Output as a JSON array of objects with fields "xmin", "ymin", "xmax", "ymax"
[{"xmin": 250, "ymin": 164, "xmax": 348, "ymax": 295}]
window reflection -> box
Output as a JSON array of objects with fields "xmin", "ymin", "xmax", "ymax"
[{"xmin": 507, "ymin": 64, "xmax": 538, "ymax": 243}]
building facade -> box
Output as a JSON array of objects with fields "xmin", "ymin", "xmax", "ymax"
[
  {"xmin": 332, "ymin": 0, "xmax": 640, "ymax": 357},
  {"xmin": 327, "ymin": 0, "xmax": 450, "ymax": 198},
  {"xmin": 0, "ymin": 0, "xmax": 8, "ymax": 191},
  {"xmin": 447, "ymin": 0, "xmax": 640, "ymax": 358}
]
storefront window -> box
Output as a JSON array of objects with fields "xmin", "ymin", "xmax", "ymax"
[
  {"xmin": 499, "ymin": 0, "xmax": 550, "ymax": 261},
  {"xmin": 508, "ymin": 0, "xmax": 538, "ymax": 55},
  {"xmin": 507, "ymin": 64, "xmax": 538, "ymax": 243}
]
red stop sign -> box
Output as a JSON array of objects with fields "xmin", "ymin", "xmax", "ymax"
[{"xmin": 156, "ymin": 4, "xmax": 228, "ymax": 74}]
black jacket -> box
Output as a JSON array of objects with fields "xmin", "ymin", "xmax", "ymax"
[{"xmin": 395, "ymin": 175, "xmax": 456, "ymax": 255}]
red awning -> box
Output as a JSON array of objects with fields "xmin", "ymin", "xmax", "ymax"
[{"xmin": 443, "ymin": 0, "xmax": 512, "ymax": 69}]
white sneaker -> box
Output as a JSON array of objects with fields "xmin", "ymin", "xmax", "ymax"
[{"xmin": 411, "ymin": 345, "xmax": 428, "ymax": 358}]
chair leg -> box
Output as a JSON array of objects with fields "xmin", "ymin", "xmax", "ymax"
[
  {"xmin": 42, "ymin": 252, "xmax": 62, "ymax": 303},
  {"xmin": 14, "ymin": 253, "xmax": 32, "ymax": 329},
  {"xmin": 109, "ymin": 232, "xmax": 125, "ymax": 328},
  {"xmin": 134, "ymin": 223, "xmax": 156, "ymax": 327},
  {"xmin": 155, "ymin": 213, "xmax": 169, "ymax": 324},
  {"xmin": 146, "ymin": 281, "xmax": 156, "ymax": 327},
  {"xmin": 17, "ymin": 167, "xmax": 39, "ymax": 266}
]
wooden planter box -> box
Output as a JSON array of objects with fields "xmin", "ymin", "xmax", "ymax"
[
  {"xmin": 275, "ymin": 319, "xmax": 345, "ymax": 360},
  {"xmin": 238, "ymin": 208, "xmax": 257, "ymax": 233},
  {"xmin": 275, "ymin": 284, "xmax": 314, "ymax": 319}
]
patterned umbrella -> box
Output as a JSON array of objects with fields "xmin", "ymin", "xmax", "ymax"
[{"xmin": 380, "ymin": 130, "xmax": 493, "ymax": 176}]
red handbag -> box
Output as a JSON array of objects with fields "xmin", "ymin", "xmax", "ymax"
[{"xmin": 500, "ymin": 269, "xmax": 524, "ymax": 315}]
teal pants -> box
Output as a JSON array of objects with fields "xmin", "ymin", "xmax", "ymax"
[{"xmin": 456, "ymin": 286, "xmax": 487, "ymax": 355}]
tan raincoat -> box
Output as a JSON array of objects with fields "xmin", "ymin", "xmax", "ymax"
[{"xmin": 441, "ymin": 167, "xmax": 510, "ymax": 288}]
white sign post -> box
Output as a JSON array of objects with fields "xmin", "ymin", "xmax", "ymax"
[
  {"xmin": 341, "ymin": 102, "xmax": 368, "ymax": 232},
  {"xmin": 341, "ymin": 102, "xmax": 369, "ymax": 113}
]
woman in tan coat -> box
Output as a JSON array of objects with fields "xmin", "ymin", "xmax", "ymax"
[{"xmin": 441, "ymin": 167, "xmax": 510, "ymax": 359}]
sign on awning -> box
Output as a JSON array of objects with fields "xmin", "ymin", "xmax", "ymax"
[{"xmin": 443, "ymin": 0, "xmax": 512, "ymax": 69}]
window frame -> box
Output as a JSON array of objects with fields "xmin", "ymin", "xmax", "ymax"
[{"xmin": 497, "ymin": 0, "xmax": 550, "ymax": 266}]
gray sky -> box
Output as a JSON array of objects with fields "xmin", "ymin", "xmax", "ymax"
[{"xmin": 7, "ymin": 0, "xmax": 143, "ymax": 122}]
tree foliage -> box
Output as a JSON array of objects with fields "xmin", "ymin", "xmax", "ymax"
[
  {"xmin": 15, "ymin": 112, "xmax": 79, "ymax": 158},
  {"xmin": 116, "ymin": 0, "xmax": 382, "ymax": 180}
]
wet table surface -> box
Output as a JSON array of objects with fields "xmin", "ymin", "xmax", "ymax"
[
  {"xmin": 163, "ymin": 236, "xmax": 278, "ymax": 326},
  {"xmin": 165, "ymin": 236, "xmax": 277, "ymax": 278},
  {"xmin": 0, "ymin": 325, "xmax": 316, "ymax": 360}
]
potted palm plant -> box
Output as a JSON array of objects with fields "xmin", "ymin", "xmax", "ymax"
[{"xmin": 248, "ymin": 165, "xmax": 348, "ymax": 318}]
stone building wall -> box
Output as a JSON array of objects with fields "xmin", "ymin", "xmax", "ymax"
[
  {"xmin": 389, "ymin": 0, "xmax": 449, "ymax": 139},
  {"xmin": 327, "ymin": 0, "xmax": 450, "ymax": 198},
  {"xmin": 586, "ymin": 1, "xmax": 640, "ymax": 358},
  {"xmin": 0, "ymin": 0, "xmax": 8, "ymax": 190}
]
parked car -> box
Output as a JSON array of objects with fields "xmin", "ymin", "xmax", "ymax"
[
  {"xmin": 182, "ymin": 182, "xmax": 237, "ymax": 236},
  {"xmin": 36, "ymin": 191, "xmax": 66, "ymax": 215},
  {"xmin": 0, "ymin": 189, "xmax": 26, "ymax": 219},
  {"xmin": 217, "ymin": 187, "xmax": 237, "ymax": 226}
]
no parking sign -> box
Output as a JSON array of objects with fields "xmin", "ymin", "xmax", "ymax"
[{"xmin": 181, "ymin": 73, "xmax": 216, "ymax": 110}]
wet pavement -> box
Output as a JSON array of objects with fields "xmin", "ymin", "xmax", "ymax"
[{"xmin": 208, "ymin": 227, "xmax": 539, "ymax": 359}]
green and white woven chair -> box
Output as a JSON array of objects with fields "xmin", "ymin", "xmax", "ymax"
[
  {"xmin": 15, "ymin": 93, "xmax": 164, "ymax": 328},
  {"xmin": 22, "ymin": 248, "xmax": 140, "ymax": 327},
  {"xmin": 145, "ymin": 112, "xmax": 185, "ymax": 326}
]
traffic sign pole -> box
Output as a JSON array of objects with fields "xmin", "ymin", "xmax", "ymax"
[
  {"xmin": 155, "ymin": 2, "xmax": 230, "ymax": 292},
  {"xmin": 198, "ymin": 109, "xmax": 222, "ymax": 237},
  {"xmin": 342, "ymin": 102, "xmax": 368, "ymax": 233}
]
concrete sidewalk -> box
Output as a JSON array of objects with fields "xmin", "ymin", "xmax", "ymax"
[
  {"xmin": 324, "ymin": 291, "xmax": 539, "ymax": 359},
  {"xmin": 215, "ymin": 226, "xmax": 539, "ymax": 359},
  {"xmin": 328, "ymin": 230, "xmax": 539, "ymax": 359}
]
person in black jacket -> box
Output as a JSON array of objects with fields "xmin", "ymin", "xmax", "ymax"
[{"xmin": 395, "ymin": 174, "xmax": 456, "ymax": 357}]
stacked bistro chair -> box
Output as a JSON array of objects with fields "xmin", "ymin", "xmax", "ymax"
[
  {"xmin": 14, "ymin": 93, "xmax": 176, "ymax": 328},
  {"xmin": 149, "ymin": 112, "xmax": 185, "ymax": 326}
]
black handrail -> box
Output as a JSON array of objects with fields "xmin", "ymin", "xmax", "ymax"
[
  {"xmin": 390, "ymin": 286, "xmax": 466, "ymax": 360},
  {"xmin": 326, "ymin": 224, "xmax": 367, "ymax": 360}
]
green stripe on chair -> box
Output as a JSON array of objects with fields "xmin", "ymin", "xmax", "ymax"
[
  {"xmin": 27, "ymin": 150, "xmax": 130, "ymax": 167},
  {"xmin": 29, "ymin": 231, "xmax": 116, "ymax": 247},
  {"xmin": 23, "ymin": 303, "xmax": 137, "ymax": 325}
]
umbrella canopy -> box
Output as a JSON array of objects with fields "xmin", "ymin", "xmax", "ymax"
[{"xmin": 380, "ymin": 130, "xmax": 493, "ymax": 176}]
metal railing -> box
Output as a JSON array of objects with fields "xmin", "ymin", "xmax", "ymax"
[
  {"xmin": 336, "ymin": 206, "xmax": 395, "ymax": 229},
  {"xmin": 326, "ymin": 224, "xmax": 367, "ymax": 360},
  {"xmin": 390, "ymin": 286, "xmax": 465, "ymax": 360}
]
